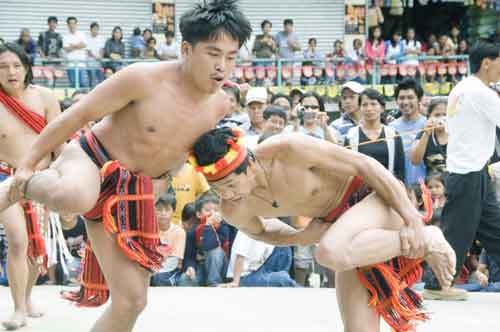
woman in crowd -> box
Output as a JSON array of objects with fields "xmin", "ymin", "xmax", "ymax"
[
  {"xmin": 365, "ymin": 26, "xmax": 385, "ymax": 65},
  {"xmin": 103, "ymin": 26, "xmax": 125, "ymax": 74}
]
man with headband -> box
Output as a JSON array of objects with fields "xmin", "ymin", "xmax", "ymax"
[
  {"xmin": 190, "ymin": 127, "xmax": 456, "ymax": 332},
  {"xmin": 0, "ymin": 1, "xmax": 251, "ymax": 331}
]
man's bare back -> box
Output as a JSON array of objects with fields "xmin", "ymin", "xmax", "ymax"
[
  {"xmin": 79, "ymin": 62, "xmax": 229, "ymax": 177},
  {"xmin": 0, "ymin": 85, "xmax": 59, "ymax": 169}
]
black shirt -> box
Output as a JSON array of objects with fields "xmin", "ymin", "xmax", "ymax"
[
  {"xmin": 416, "ymin": 131, "xmax": 447, "ymax": 173},
  {"xmin": 357, "ymin": 127, "xmax": 406, "ymax": 182},
  {"xmin": 37, "ymin": 30, "xmax": 63, "ymax": 58},
  {"xmin": 62, "ymin": 216, "xmax": 87, "ymax": 257}
]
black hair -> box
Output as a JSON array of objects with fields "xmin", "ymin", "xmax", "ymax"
[
  {"xmin": 368, "ymin": 26, "xmax": 382, "ymax": 43},
  {"xmin": 283, "ymin": 18, "xmax": 293, "ymax": 26},
  {"xmin": 133, "ymin": 27, "xmax": 141, "ymax": 36},
  {"xmin": 359, "ymin": 88, "xmax": 386, "ymax": 108},
  {"xmin": 395, "ymin": 78, "xmax": 423, "ymax": 100},
  {"xmin": 261, "ymin": 19, "xmax": 272, "ymax": 30},
  {"xmin": 427, "ymin": 98, "xmax": 447, "ymax": 117},
  {"xmin": 263, "ymin": 105, "xmax": 287, "ymax": 122},
  {"xmin": 156, "ymin": 192, "xmax": 177, "ymax": 210},
  {"xmin": 195, "ymin": 195, "xmax": 220, "ymax": 213},
  {"xmin": 0, "ymin": 42, "xmax": 33, "ymax": 87},
  {"xmin": 66, "ymin": 16, "xmax": 77, "ymax": 24},
  {"xmin": 165, "ymin": 31, "xmax": 175, "ymax": 38},
  {"xmin": 222, "ymin": 85, "xmax": 240, "ymax": 105},
  {"xmin": 425, "ymin": 172, "xmax": 446, "ymax": 188},
  {"xmin": 469, "ymin": 40, "xmax": 500, "ymax": 74},
  {"xmin": 47, "ymin": 16, "xmax": 58, "ymax": 24},
  {"xmin": 270, "ymin": 93, "xmax": 292, "ymax": 109},
  {"xmin": 300, "ymin": 91, "xmax": 325, "ymax": 112},
  {"xmin": 111, "ymin": 26, "xmax": 123, "ymax": 41},
  {"xmin": 258, "ymin": 131, "xmax": 277, "ymax": 144},
  {"xmin": 289, "ymin": 88, "xmax": 303, "ymax": 99},
  {"xmin": 391, "ymin": 30, "xmax": 402, "ymax": 47},
  {"xmin": 192, "ymin": 127, "xmax": 254, "ymax": 180},
  {"xmin": 143, "ymin": 28, "xmax": 153, "ymax": 36},
  {"xmin": 147, "ymin": 37, "xmax": 157, "ymax": 45},
  {"xmin": 90, "ymin": 22, "xmax": 99, "ymax": 29},
  {"xmin": 181, "ymin": 202, "xmax": 197, "ymax": 222},
  {"xmin": 309, "ymin": 38, "xmax": 317, "ymax": 45},
  {"xmin": 179, "ymin": 0, "xmax": 252, "ymax": 48},
  {"xmin": 334, "ymin": 39, "xmax": 343, "ymax": 47}
]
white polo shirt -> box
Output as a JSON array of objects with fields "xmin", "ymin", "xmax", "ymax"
[
  {"xmin": 447, "ymin": 75, "xmax": 500, "ymax": 174},
  {"xmin": 63, "ymin": 31, "xmax": 87, "ymax": 61}
]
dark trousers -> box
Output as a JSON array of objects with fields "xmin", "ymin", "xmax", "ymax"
[{"xmin": 425, "ymin": 167, "xmax": 500, "ymax": 289}]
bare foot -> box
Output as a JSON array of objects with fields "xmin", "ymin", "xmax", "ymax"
[
  {"xmin": 0, "ymin": 177, "xmax": 23, "ymax": 212},
  {"xmin": 27, "ymin": 300, "xmax": 44, "ymax": 318},
  {"xmin": 2, "ymin": 311, "xmax": 27, "ymax": 331},
  {"xmin": 423, "ymin": 225, "xmax": 456, "ymax": 289}
]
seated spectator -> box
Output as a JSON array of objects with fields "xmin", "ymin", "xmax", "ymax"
[
  {"xmin": 16, "ymin": 28, "xmax": 37, "ymax": 63},
  {"xmin": 151, "ymin": 193, "xmax": 187, "ymax": 286},
  {"xmin": 252, "ymin": 19, "xmax": 277, "ymax": 63},
  {"xmin": 103, "ymin": 26, "xmax": 125, "ymax": 73},
  {"xmin": 437, "ymin": 33, "xmax": 454, "ymax": 57},
  {"xmin": 143, "ymin": 37, "xmax": 160, "ymax": 59},
  {"xmin": 425, "ymin": 173, "xmax": 446, "ymax": 225},
  {"xmin": 385, "ymin": 30, "xmax": 404, "ymax": 65},
  {"xmin": 402, "ymin": 27, "xmax": 422, "ymax": 66},
  {"xmin": 142, "ymin": 28, "xmax": 153, "ymax": 51},
  {"xmin": 157, "ymin": 31, "xmax": 178, "ymax": 61},
  {"xmin": 410, "ymin": 98, "xmax": 448, "ymax": 174},
  {"xmin": 303, "ymin": 38, "xmax": 323, "ymax": 62},
  {"xmin": 365, "ymin": 26, "xmax": 385, "ymax": 65},
  {"xmin": 346, "ymin": 88, "xmax": 406, "ymax": 182},
  {"xmin": 288, "ymin": 91, "xmax": 336, "ymax": 143},
  {"xmin": 449, "ymin": 25, "xmax": 462, "ymax": 52},
  {"xmin": 130, "ymin": 27, "xmax": 144, "ymax": 58},
  {"xmin": 37, "ymin": 16, "xmax": 63, "ymax": 60},
  {"xmin": 270, "ymin": 93, "xmax": 292, "ymax": 114},
  {"xmin": 190, "ymin": 196, "xmax": 230, "ymax": 286},
  {"xmin": 246, "ymin": 105, "xmax": 287, "ymax": 148},
  {"xmin": 326, "ymin": 39, "xmax": 345, "ymax": 62},
  {"xmin": 177, "ymin": 203, "xmax": 200, "ymax": 286},
  {"xmin": 218, "ymin": 84, "xmax": 250, "ymax": 129},
  {"xmin": 222, "ymin": 230, "xmax": 297, "ymax": 287},
  {"xmin": 457, "ymin": 39, "xmax": 469, "ymax": 55},
  {"xmin": 347, "ymin": 38, "xmax": 365, "ymax": 64},
  {"xmin": 425, "ymin": 33, "xmax": 439, "ymax": 53},
  {"xmin": 61, "ymin": 214, "xmax": 87, "ymax": 284},
  {"xmin": 243, "ymin": 87, "xmax": 268, "ymax": 136},
  {"xmin": 478, "ymin": 249, "xmax": 500, "ymax": 292}
]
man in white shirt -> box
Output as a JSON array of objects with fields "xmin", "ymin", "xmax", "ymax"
[
  {"xmin": 63, "ymin": 16, "xmax": 88, "ymax": 88},
  {"xmin": 423, "ymin": 40, "xmax": 500, "ymax": 301},
  {"xmin": 85, "ymin": 22, "xmax": 105, "ymax": 87},
  {"xmin": 157, "ymin": 31, "xmax": 179, "ymax": 61},
  {"xmin": 222, "ymin": 230, "xmax": 296, "ymax": 287}
]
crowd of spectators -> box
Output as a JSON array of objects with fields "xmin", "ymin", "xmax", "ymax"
[{"xmin": 0, "ymin": 13, "xmax": 477, "ymax": 89}]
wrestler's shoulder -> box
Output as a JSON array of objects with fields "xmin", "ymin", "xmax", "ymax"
[
  {"xmin": 29, "ymin": 84, "xmax": 58, "ymax": 103},
  {"xmin": 124, "ymin": 61, "xmax": 178, "ymax": 80}
]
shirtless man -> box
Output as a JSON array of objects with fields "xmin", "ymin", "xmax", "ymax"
[
  {"xmin": 0, "ymin": 42, "xmax": 61, "ymax": 330},
  {"xmin": 189, "ymin": 127, "xmax": 456, "ymax": 332},
  {"xmin": 0, "ymin": 1, "xmax": 251, "ymax": 332}
]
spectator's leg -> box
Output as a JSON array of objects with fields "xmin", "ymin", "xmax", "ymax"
[
  {"xmin": 67, "ymin": 69, "xmax": 76, "ymax": 88},
  {"xmin": 204, "ymin": 247, "xmax": 226, "ymax": 286},
  {"xmin": 336, "ymin": 269, "xmax": 380, "ymax": 332},
  {"xmin": 261, "ymin": 247, "xmax": 293, "ymax": 273},
  {"xmin": 177, "ymin": 272, "xmax": 199, "ymax": 287},
  {"xmin": 85, "ymin": 220, "xmax": 150, "ymax": 332}
]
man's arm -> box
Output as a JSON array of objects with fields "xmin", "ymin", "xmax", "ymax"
[
  {"xmin": 20, "ymin": 64, "xmax": 152, "ymax": 170},
  {"xmin": 257, "ymin": 133, "xmax": 425, "ymax": 255}
]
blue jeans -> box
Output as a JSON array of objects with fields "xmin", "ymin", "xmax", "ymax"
[
  {"xmin": 481, "ymin": 282, "xmax": 500, "ymax": 292},
  {"xmin": 151, "ymin": 269, "xmax": 182, "ymax": 286},
  {"xmin": 201, "ymin": 247, "xmax": 227, "ymax": 286},
  {"xmin": 240, "ymin": 247, "xmax": 297, "ymax": 287},
  {"xmin": 0, "ymin": 260, "xmax": 7, "ymax": 286},
  {"xmin": 67, "ymin": 68, "xmax": 88, "ymax": 88},
  {"xmin": 87, "ymin": 68, "xmax": 103, "ymax": 88}
]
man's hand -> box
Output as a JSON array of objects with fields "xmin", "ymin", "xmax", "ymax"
[
  {"xmin": 11, "ymin": 167, "xmax": 35, "ymax": 201},
  {"xmin": 475, "ymin": 271, "xmax": 489, "ymax": 288},
  {"xmin": 318, "ymin": 112, "xmax": 329, "ymax": 130},
  {"xmin": 206, "ymin": 212, "xmax": 222, "ymax": 225},
  {"xmin": 399, "ymin": 219, "xmax": 426, "ymax": 259}
]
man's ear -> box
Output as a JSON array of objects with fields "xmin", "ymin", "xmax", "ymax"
[{"xmin": 181, "ymin": 41, "xmax": 192, "ymax": 57}]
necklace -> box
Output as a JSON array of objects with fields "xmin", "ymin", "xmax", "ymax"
[{"xmin": 253, "ymin": 157, "xmax": 279, "ymax": 208}]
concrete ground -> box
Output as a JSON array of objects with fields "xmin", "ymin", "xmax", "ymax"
[{"xmin": 0, "ymin": 286, "xmax": 498, "ymax": 332}]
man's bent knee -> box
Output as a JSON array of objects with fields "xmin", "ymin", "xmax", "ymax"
[{"xmin": 315, "ymin": 242, "xmax": 353, "ymax": 272}]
